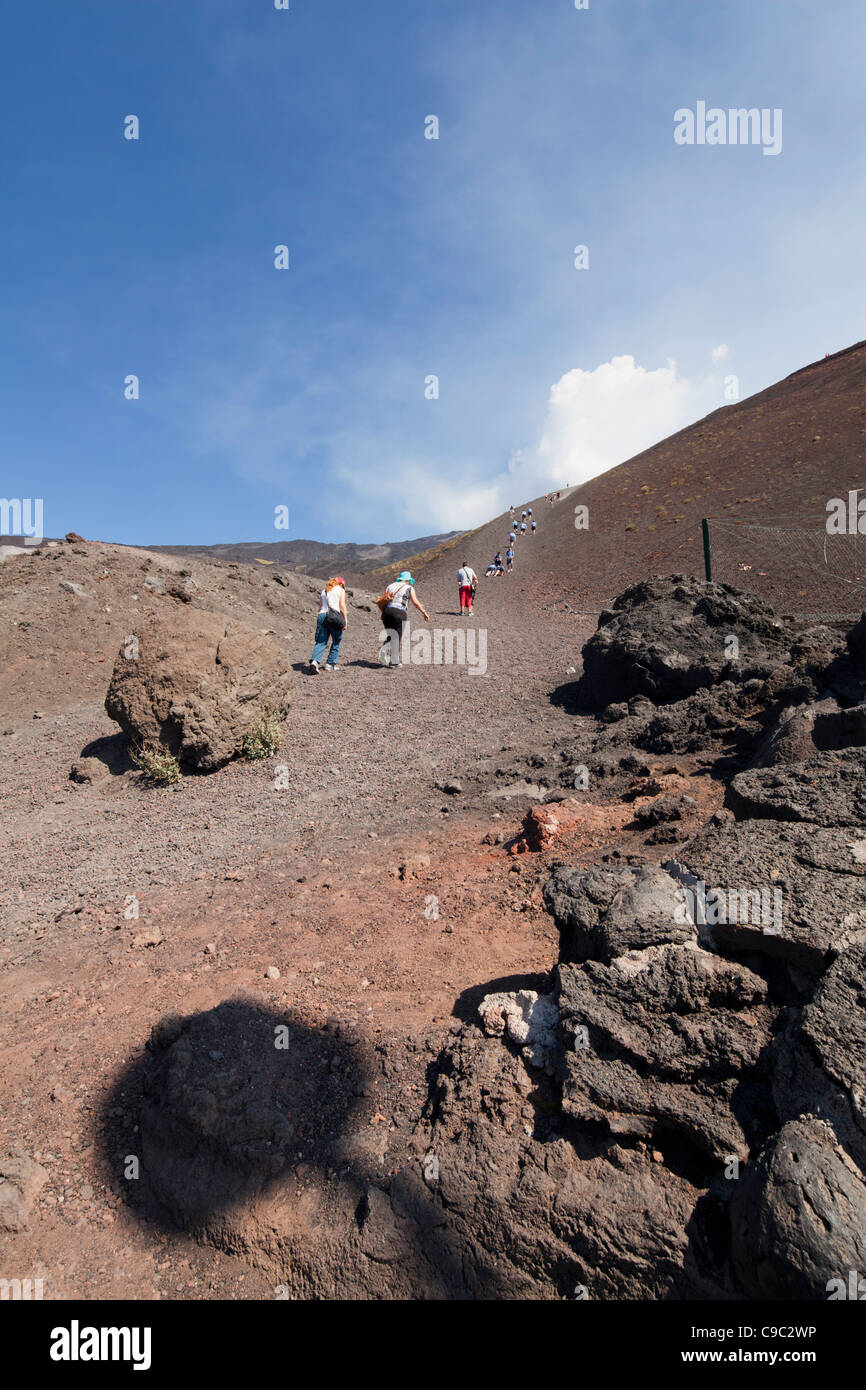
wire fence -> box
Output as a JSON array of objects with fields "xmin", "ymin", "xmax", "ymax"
[
  {"xmin": 706, "ymin": 519, "xmax": 865, "ymax": 619},
  {"xmin": 550, "ymin": 596, "xmax": 602, "ymax": 618},
  {"xmin": 547, "ymin": 519, "xmax": 865, "ymax": 624}
]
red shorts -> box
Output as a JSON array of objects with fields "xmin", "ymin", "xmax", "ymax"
[{"xmin": 459, "ymin": 584, "xmax": 473, "ymax": 607}]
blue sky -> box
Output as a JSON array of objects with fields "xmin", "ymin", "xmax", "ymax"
[{"xmin": 3, "ymin": 0, "xmax": 865, "ymax": 545}]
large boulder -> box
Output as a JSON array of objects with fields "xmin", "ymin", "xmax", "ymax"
[
  {"xmin": 679, "ymin": 817, "xmax": 866, "ymax": 974},
  {"xmin": 105, "ymin": 609, "xmax": 292, "ymax": 771},
  {"xmin": 576, "ymin": 575, "xmax": 789, "ymax": 709},
  {"xmin": 543, "ymin": 864, "xmax": 695, "ymax": 963},
  {"xmin": 730, "ymin": 1118, "xmax": 866, "ymax": 1299},
  {"xmin": 726, "ymin": 749, "xmax": 866, "ymax": 827},
  {"xmin": 750, "ymin": 699, "xmax": 866, "ymax": 768},
  {"xmin": 557, "ymin": 944, "xmax": 776, "ymax": 1161}
]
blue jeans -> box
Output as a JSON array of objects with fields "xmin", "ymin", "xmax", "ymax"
[{"xmin": 311, "ymin": 613, "xmax": 343, "ymax": 666}]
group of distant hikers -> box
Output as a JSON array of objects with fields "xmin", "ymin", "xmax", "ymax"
[
  {"xmin": 484, "ymin": 505, "xmax": 537, "ymax": 578},
  {"xmin": 308, "ymin": 500, "xmax": 541, "ymax": 671}
]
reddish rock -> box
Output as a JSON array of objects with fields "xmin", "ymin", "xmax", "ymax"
[{"xmin": 509, "ymin": 800, "xmax": 584, "ymax": 854}]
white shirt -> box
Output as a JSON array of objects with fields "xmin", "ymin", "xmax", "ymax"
[
  {"xmin": 457, "ymin": 567, "xmax": 476, "ymax": 586},
  {"xmin": 385, "ymin": 581, "xmax": 412, "ymax": 610},
  {"xmin": 319, "ymin": 585, "xmax": 345, "ymax": 614}
]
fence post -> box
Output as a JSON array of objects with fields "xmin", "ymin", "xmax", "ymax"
[{"xmin": 701, "ymin": 518, "xmax": 712, "ymax": 582}]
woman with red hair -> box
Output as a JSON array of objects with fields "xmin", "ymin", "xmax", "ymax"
[{"xmin": 310, "ymin": 576, "xmax": 348, "ymax": 672}]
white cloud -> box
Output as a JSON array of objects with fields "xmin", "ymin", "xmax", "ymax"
[
  {"xmin": 182, "ymin": 346, "xmax": 715, "ymax": 538},
  {"xmin": 337, "ymin": 454, "xmax": 501, "ymax": 534},
  {"xmin": 711, "ymin": 343, "xmax": 729, "ymax": 365},
  {"xmin": 506, "ymin": 354, "xmax": 697, "ymax": 496},
  {"xmin": 348, "ymin": 354, "xmax": 714, "ymax": 532}
]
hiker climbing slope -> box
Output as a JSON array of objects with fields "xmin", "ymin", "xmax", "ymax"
[
  {"xmin": 309, "ymin": 576, "xmax": 348, "ymax": 672},
  {"xmin": 457, "ymin": 560, "xmax": 477, "ymax": 614},
  {"xmin": 376, "ymin": 571, "xmax": 429, "ymax": 668}
]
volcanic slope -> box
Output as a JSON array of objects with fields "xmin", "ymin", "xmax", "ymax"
[
  {"xmin": 0, "ymin": 524, "xmax": 609, "ymax": 1299},
  {"xmin": 411, "ymin": 340, "xmax": 866, "ymax": 617},
  {"xmin": 2, "ymin": 339, "xmax": 866, "ymax": 1299}
]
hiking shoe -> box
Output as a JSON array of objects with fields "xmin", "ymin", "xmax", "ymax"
[
  {"xmin": 325, "ymin": 664, "xmax": 338, "ymax": 671},
  {"xmin": 310, "ymin": 660, "xmax": 319, "ymax": 672}
]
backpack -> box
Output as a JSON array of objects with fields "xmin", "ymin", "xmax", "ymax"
[{"xmin": 377, "ymin": 582, "xmax": 406, "ymax": 613}]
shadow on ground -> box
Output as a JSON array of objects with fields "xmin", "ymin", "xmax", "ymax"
[
  {"xmin": 80, "ymin": 731, "xmax": 136, "ymax": 775},
  {"xmin": 452, "ymin": 971, "xmax": 554, "ymax": 1022},
  {"xmin": 95, "ymin": 998, "xmax": 517, "ymax": 1299}
]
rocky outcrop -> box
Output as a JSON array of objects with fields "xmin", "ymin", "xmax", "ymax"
[
  {"xmin": 420, "ymin": 585, "xmax": 866, "ymax": 1300},
  {"xmin": 420, "ymin": 1027, "xmax": 727, "ymax": 1299},
  {"xmin": 104, "ymin": 609, "xmax": 292, "ymax": 771},
  {"xmin": 634, "ymin": 682, "xmax": 766, "ymax": 755},
  {"xmin": 679, "ymin": 817, "xmax": 866, "ymax": 974},
  {"xmin": 558, "ymin": 944, "xmax": 776, "ymax": 1162},
  {"xmin": 730, "ymin": 1118, "xmax": 866, "ymax": 1300},
  {"xmin": 750, "ymin": 698, "xmax": 866, "ymax": 767},
  {"xmin": 543, "ymin": 863, "xmax": 696, "ymax": 963},
  {"xmin": 577, "ymin": 575, "xmax": 790, "ymax": 708},
  {"xmin": 776, "ymin": 945, "xmax": 866, "ymax": 1172},
  {"xmin": 801, "ymin": 945, "xmax": 866, "ymax": 1123},
  {"xmin": 726, "ymin": 750, "xmax": 866, "ymax": 827}
]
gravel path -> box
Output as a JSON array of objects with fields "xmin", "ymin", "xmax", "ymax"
[{"xmin": 1, "ymin": 543, "xmax": 591, "ymax": 947}]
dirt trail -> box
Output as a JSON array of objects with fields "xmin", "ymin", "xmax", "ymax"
[
  {"xmin": 3, "ymin": 340, "xmax": 863, "ymax": 1300},
  {"xmin": 1, "ymin": 535, "xmax": 589, "ymax": 939},
  {"xmin": 1, "ymin": 531, "xmax": 628, "ymax": 1298}
]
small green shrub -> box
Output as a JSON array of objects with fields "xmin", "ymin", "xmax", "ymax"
[
  {"xmin": 131, "ymin": 743, "xmax": 182, "ymax": 785},
  {"xmin": 241, "ymin": 711, "xmax": 286, "ymax": 760}
]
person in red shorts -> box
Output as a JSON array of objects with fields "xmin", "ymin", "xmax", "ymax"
[{"xmin": 457, "ymin": 561, "xmax": 477, "ymax": 614}]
